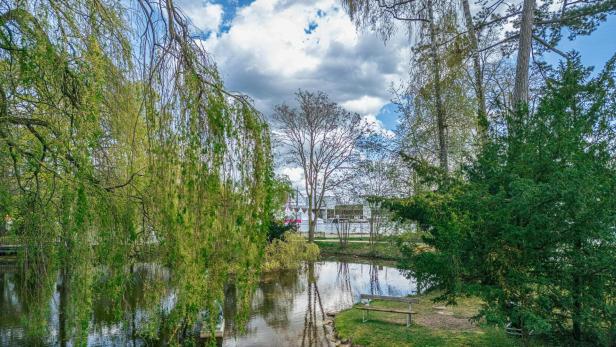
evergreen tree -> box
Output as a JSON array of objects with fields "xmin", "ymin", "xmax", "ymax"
[{"xmin": 388, "ymin": 57, "xmax": 616, "ymax": 345}]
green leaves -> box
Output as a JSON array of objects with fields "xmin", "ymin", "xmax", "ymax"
[
  {"xmin": 1, "ymin": 1, "xmax": 275, "ymax": 344},
  {"xmin": 391, "ymin": 59, "xmax": 616, "ymax": 344}
]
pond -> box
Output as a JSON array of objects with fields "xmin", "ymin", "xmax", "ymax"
[{"xmin": 0, "ymin": 258, "xmax": 417, "ymax": 346}]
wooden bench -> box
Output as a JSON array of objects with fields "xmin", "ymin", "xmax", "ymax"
[
  {"xmin": 0, "ymin": 245, "xmax": 20, "ymax": 256},
  {"xmin": 358, "ymin": 294, "xmax": 418, "ymax": 327}
]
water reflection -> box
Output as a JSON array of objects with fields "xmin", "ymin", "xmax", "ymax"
[
  {"xmin": 1, "ymin": 259, "xmax": 171, "ymax": 347},
  {"xmin": 1, "ymin": 259, "xmax": 415, "ymax": 347},
  {"xmin": 223, "ymin": 260, "xmax": 416, "ymax": 347}
]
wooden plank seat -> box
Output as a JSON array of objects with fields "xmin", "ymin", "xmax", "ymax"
[
  {"xmin": 358, "ymin": 294, "xmax": 419, "ymax": 327},
  {"xmin": 360, "ymin": 294, "xmax": 418, "ymax": 303}
]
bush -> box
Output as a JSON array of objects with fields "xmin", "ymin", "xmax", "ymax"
[
  {"xmin": 387, "ymin": 59, "xmax": 616, "ymax": 345},
  {"xmin": 266, "ymin": 219, "xmax": 295, "ymax": 242},
  {"xmin": 262, "ymin": 232, "xmax": 320, "ymax": 271}
]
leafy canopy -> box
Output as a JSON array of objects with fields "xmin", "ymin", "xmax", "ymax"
[{"xmin": 387, "ymin": 57, "xmax": 616, "ymax": 345}]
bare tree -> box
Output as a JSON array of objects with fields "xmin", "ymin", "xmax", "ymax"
[
  {"xmin": 339, "ymin": 134, "xmax": 403, "ymax": 248},
  {"xmin": 273, "ymin": 90, "xmax": 367, "ymax": 243},
  {"xmin": 334, "ymin": 218, "xmax": 351, "ymax": 249},
  {"xmin": 352, "ymin": 160, "xmax": 397, "ymax": 247}
]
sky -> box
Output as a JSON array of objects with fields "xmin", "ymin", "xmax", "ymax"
[
  {"xmin": 174, "ymin": 0, "xmax": 615, "ymax": 187},
  {"xmin": 178, "ymin": 0, "xmax": 412, "ymax": 130},
  {"xmin": 543, "ymin": 16, "xmax": 616, "ymax": 70}
]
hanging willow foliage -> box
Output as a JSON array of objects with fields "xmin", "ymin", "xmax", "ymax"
[{"xmin": 0, "ymin": 0, "xmax": 273, "ymax": 345}]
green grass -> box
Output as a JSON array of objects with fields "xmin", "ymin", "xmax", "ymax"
[
  {"xmin": 0, "ymin": 234, "xmax": 20, "ymax": 245},
  {"xmin": 314, "ymin": 235, "xmax": 397, "ymax": 242},
  {"xmin": 315, "ymin": 240, "xmax": 402, "ymax": 260},
  {"xmin": 335, "ymin": 315, "xmax": 517, "ymax": 347},
  {"xmin": 334, "ymin": 292, "xmax": 548, "ymax": 347}
]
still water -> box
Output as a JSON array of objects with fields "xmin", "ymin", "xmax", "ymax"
[{"xmin": 0, "ymin": 258, "xmax": 416, "ymax": 346}]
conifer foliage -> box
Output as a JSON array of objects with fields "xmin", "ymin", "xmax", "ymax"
[{"xmin": 388, "ymin": 58, "xmax": 616, "ymax": 345}]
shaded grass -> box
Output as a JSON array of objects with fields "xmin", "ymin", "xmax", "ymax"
[{"xmin": 315, "ymin": 240, "xmax": 402, "ymax": 260}]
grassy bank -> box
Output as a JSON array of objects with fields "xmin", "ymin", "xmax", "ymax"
[
  {"xmin": 313, "ymin": 235, "xmax": 399, "ymax": 242},
  {"xmin": 334, "ymin": 292, "xmax": 547, "ymax": 347},
  {"xmin": 315, "ymin": 240, "xmax": 402, "ymax": 260}
]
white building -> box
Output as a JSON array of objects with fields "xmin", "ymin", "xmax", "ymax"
[{"xmin": 283, "ymin": 190, "xmax": 377, "ymax": 235}]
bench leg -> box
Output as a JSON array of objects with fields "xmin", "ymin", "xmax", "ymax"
[
  {"xmin": 362, "ymin": 310, "xmax": 368, "ymax": 323},
  {"xmin": 407, "ymin": 303, "xmax": 412, "ymax": 327}
]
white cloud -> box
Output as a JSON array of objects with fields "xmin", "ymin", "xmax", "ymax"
[
  {"xmin": 279, "ymin": 166, "xmax": 304, "ymax": 188},
  {"xmin": 201, "ymin": 1, "xmax": 347, "ymax": 78},
  {"xmin": 189, "ymin": 0, "xmax": 410, "ymax": 116},
  {"xmin": 177, "ymin": 0, "xmax": 408, "ymax": 186},
  {"xmin": 180, "ymin": 0, "xmax": 224, "ymax": 33},
  {"xmin": 342, "ymin": 95, "xmax": 386, "ymax": 117},
  {"xmin": 363, "ymin": 114, "xmax": 396, "ymax": 138}
]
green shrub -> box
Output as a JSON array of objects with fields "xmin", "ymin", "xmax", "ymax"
[
  {"xmin": 266, "ymin": 220, "xmax": 296, "ymax": 242},
  {"xmin": 387, "ymin": 59, "xmax": 616, "ymax": 345},
  {"xmin": 262, "ymin": 233, "xmax": 319, "ymax": 271}
]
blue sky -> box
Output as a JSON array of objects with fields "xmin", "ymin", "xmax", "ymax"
[
  {"xmin": 545, "ymin": 15, "xmax": 615, "ymax": 70},
  {"xmin": 178, "ymin": 0, "xmax": 615, "ymax": 135},
  {"xmin": 374, "ymin": 15, "xmax": 616, "ymax": 131},
  {"xmin": 176, "ymin": 0, "xmax": 615, "ymax": 186},
  {"xmin": 217, "ymin": 0, "xmax": 255, "ymax": 33},
  {"xmin": 186, "ymin": 0, "xmax": 411, "ymax": 133},
  {"xmin": 374, "ymin": 104, "xmax": 400, "ymax": 130}
]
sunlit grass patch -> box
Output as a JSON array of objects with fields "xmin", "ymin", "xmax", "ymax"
[{"xmin": 334, "ymin": 292, "xmax": 549, "ymax": 346}]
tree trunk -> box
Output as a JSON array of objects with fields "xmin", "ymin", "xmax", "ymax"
[
  {"xmin": 369, "ymin": 213, "xmax": 374, "ymax": 247},
  {"xmin": 461, "ymin": 0, "xmax": 488, "ymax": 136},
  {"xmin": 308, "ymin": 193, "xmax": 315, "ymax": 243},
  {"xmin": 308, "ymin": 217, "xmax": 315, "ymax": 243},
  {"xmin": 572, "ymin": 236, "xmax": 583, "ymax": 342},
  {"xmin": 427, "ymin": 0, "xmax": 448, "ymax": 172},
  {"xmin": 344, "ymin": 221, "xmax": 349, "ymax": 248},
  {"xmin": 58, "ymin": 265, "xmax": 68, "ymax": 347},
  {"xmin": 336, "ymin": 220, "xmax": 342, "ymax": 244},
  {"xmin": 512, "ymin": 0, "xmax": 536, "ymax": 108}
]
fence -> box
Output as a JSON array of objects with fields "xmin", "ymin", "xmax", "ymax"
[{"xmin": 295, "ymin": 221, "xmax": 404, "ymax": 237}]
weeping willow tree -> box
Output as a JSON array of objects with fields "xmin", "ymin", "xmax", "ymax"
[{"xmin": 0, "ymin": 0, "xmax": 273, "ymax": 345}]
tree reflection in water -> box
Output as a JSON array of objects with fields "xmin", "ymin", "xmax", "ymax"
[
  {"xmin": 369, "ymin": 264, "xmax": 382, "ymax": 295},
  {"xmin": 233, "ymin": 266, "xmax": 303, "ymax": 333},
  {"xmin": 2, "ymin": 258, "xmax": 417, "ymax": 347},
  {"xmin": 0, "ymin": 242, "xmax": 257, "ymax": 347},
  {"xmin": 301, "ymin": 262, "xmax": 328, "ymax": 347},
  {"xmin": 336, "ymin": 262, "xmax": 353, "ymax": 305}
]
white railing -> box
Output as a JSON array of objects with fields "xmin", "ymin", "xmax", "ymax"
[{"xmin": 294, "ymin": 221, "xmax": 403, "ymax": 235}]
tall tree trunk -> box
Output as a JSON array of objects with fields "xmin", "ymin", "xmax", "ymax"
[
  {"xmin": 58, "ymin": 265, "xmax": 68, "ymax": 347},
  {"xmin": 427, "ymin": 0, "xmax": 448, "ymax": 172},
  {"xmin": 513, "ymin": 0, "xmax": 536, "ymax": 108},
  {"xmin": 461, "ymin": 0, "xmax": 489, "ymax": 136},
  {"xmin": 572, "ymin": 230, "xmax": 583, "ymax": 342},
  {"xmin": 308, "ymin": 193, "xmax": 315, "ymax": 243},
  {"xmin": 369, "ymin": 207, "xmax": 374, "ymax": 247}
]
